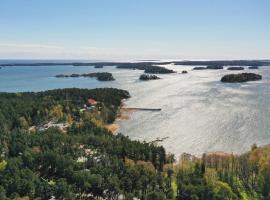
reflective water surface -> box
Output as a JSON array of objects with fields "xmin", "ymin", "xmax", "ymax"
[{"xmin": 1, "ymin": 63, "xmax": 269, "ymax": 157}]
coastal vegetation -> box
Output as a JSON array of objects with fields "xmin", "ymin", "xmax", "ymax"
[
  {"xmin": 181, "ymin": 70, "xmax": 188, "ymax": 74},
  {"xmin": 193, "ymin": 67, "xmax": 207, "ymax": 70},
  {"xmin": 206, "ymin": 65, "xmax": 224, "ymax": 70},
  {"xmin": 0, "ymin": 88, "xmax": 270, "ymax": 199},
  {"xmin": 0, "ymin": 88, "xmax": 171, "ymax": 199},
  {"xmin": 221, "ymin": 73, "xmax": 262, "ymax": 83},
  {"xmin": 173, "ymin": 60, "xmax": 270, "ymax": 67},
  {"xmin": 55, "ymin": 72, "xmax": 115, "ymax": 81},
  {"xmin": 249, "ymin": 66, "xmax": 259, "ymax": 69},
  {"xmin": 139, "ymin": 74, "xmax": 160, "ymax": 81},
  {"xmin": 117, "ymin": 64, "xmax": 175, "ymax": 74},
  {"xmin": 175, "ymin": 144, "xmax": 270, "ymax": 200},
  {"xmin": 94, "ymin": 64, "xmax": 104, "ymax": 68},
  {"xmin": 1, "ymin": 60, "xmax": 270, "ymax": 68},
  {"xmin": 72, "ymin": 63, "xmax": 104, "ymax": 68},
  {"xmin": 144, "ymin": 66, "xmax": 175, "ymax": 74},
  {"xmin": 227, "ymin": 67, "xmax": 245, "ymax": 70},
  {"xmin": 193, "ymin": 65, "xmax": 223, "ymax": 70}
]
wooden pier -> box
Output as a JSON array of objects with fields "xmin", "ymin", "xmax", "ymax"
[
  {"xmin": 124, "ymin": 107, "xmax": 161, "ymax": 111},
  {"xmin": 148, "ymin": 137, "xmax": 169, "ymax": 144}
]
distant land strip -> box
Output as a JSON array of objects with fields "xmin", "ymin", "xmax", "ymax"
[{"xmin": 1, "ymin": 60, "xmax": 270, "ymax": 67}]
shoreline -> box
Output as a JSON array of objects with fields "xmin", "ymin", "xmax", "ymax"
[
  {"xmin": 1, "ymin": 60, "xmax": 270, "ymax": 67},
  {"xmin": 105, "ymin": 100, "xmax": 133, "ymax": 135},
  {"xmin": 108, "ymin": 101, "xmax": 237, "ymax": 158}
]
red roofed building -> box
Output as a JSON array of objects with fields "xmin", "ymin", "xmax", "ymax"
[{"xmin": 87, "ymin": 98, "xmax": 97, "ymax": 106}]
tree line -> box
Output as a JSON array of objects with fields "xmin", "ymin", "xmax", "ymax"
[{"xmin": 0, "ymin": 88, "xmax": 270, "ymax": 199}]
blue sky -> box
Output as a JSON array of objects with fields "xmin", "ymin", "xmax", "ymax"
[{"xmin": 0, "ymin": 0, "xmax": 269, "ymax": 60}]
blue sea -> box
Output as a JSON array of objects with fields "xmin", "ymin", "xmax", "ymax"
[{"xmin": 1, "ymin": 60, "xmax": 270, "ymax": 157}]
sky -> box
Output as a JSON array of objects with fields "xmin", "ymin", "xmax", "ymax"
[{"xmin": 0, "ymin": 0, "xmax": 270, "ymax": 60}]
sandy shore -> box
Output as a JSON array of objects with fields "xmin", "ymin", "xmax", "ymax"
[
  {"xmin": 106, "ymin": 123, "xmax": 120, "ymax": 135},
  {"xmin": 106, "ymin": 100, "xmax": 134, "ymax": 135}
]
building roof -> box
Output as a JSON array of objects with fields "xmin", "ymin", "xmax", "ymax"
[{"xmin": 87, "ymin": 98, "xmax": 97, "ymax": 105}]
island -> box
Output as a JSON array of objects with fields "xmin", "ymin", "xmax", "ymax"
[
  {"xmin": 139, "ymin": 74, "xmax": 160, "ymax": 81},
  {"xmin": 55, "ymin": 72, "xmax": 115, "ymax": 81},
  {"xmin": 206, "ymin": 65, "xmax": 223, "ymax": 70},
  {"xmin": 193, "ymin": 65, "xmax": 223, "ymax": 70},
  {"xmin": 82, "ymin": 72, "xmax": 115, "ymax": 81},
  {"xmin": 117, "ymin": 64, "xmax": 175, "ymax": 74},
  {"xmin": 227, "ymin": 67, "xmax": 244, "ymax": 70},
  {"xmin": 249, "ymin": 66, "xmax": 259, "ymax": 69},
  {"xmin": 193, "ymin": 67, "xmax": 207, "ymax": 70},
  {"xmin": 94, "ymin": 64, "xmax": 104, "ymax": 68},
  {"xmin": 144, "ymin": 65, "xmax": 175, "ymax": 74},
  {"xmin": 1, "ymin": 60, "xmax": 270, "ymax": 68},
  {"xmin": 221, "ymin": 73, "xmax": 262, "ymax": 82},
  {"xmin": 71, "ymin": 63, "xmax": 104, "ymax": 68},
  {"xmin": 70, "ymin": 73, "xmax": 80, "ymax": 77}
]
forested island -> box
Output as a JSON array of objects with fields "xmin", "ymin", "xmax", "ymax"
[
  {"xmin": 193, "ymin": 67, "xmax": 207, "ymax": 70},
  {"xmin": 221, "ymin": 73, "xmax": 262, "ymax": 82},
  {"xmin": 144, "ymin": 66, "xmax": 175, "ymax": 74},
  {"xmin": 206, "ymin": 65, "xmax": 223, "ymax": 70},
  {"xmin": 181, "ymin": 70, "xmax": 188, "ymax": 74},
  {"xmin": 0, "ymin": 88, "xmax": 270, "ymax": 199},
  {"xmin": 193, "ymin": 65, "xmax": 223, "ymax": 70},
  {"xmin": 117, "ymin": 64, "xmax": 175, "ymax": 74},
  {"xmin": 1, "ymin": 60, "xmax": 269, "ymax": 68},
  {"xmin": 139, "ymin": 74, "xmax": 160, "ymax": 81},
  {"xmin": 249, "ymin": 66, "xmax": 259, "ymax": 69},
  {"xmin": 55, "ymin": 72, "xmax": 115, "ymax": 81},
  {"xmin": 227, "ymin": 67, "xmax": 245, "ymax": 70}
]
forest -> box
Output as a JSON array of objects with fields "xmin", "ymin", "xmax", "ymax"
[
  {"xmin": 1, "ymin": 60, "xmax": 269, "ymax": 68},
  {"xmin": 55, "ymin": 72, "xmax": 115, "ymax": 81},
  {"xmin": 117, "ymin": 64, "xmax": 175, "ymax": 74},
  {"xmin": 0, "ymin": 88, "xmax": 270, "ymax": 199},
  {"xmin": 0, "ymin": 88, "xmax": 172, "ymax": 199},
  {"xmin": 139, "ymin": 74, "xmax": 160, "ymax": 81}
]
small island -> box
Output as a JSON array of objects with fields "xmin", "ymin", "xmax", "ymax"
[
  {"xmin": 55, "ymin": 72, "xmax": 115, "ymax": 81},
  {"xmin": 221, "ymin": 73, "xmax": 262, "ymax": 83},
  {"xmin": 193, "ymin": 65, "xmax": 223, "ymax": 70},
  {"xmin": 206, "ymin": 65, "xmax": 223, "ymax": 70},
  {"xmin": 116, "ymin": 64, "xmax": 175, "ymax": 74},
  {"xmin": 249, "ymin": 66, "xmax": 259, "ymax": 69},
  {"xmin": 227, "ymin": 67, "xmax": 244, "ymax": 70},
  {"xmin": 182, "ymin": 70, "xmax": 188, "ymax": 74},
  {"xmin": 139, "ymin": 74, "xmax": 160, "ymax": 81},
  {"xmin": 94, "ymin": 64, "xmax": 104, "ymax": 68},
  {"xmin": 193, "ymin": 67, "xmax": 207, "ymax": 70},
  {"xmin": 143, "ymin": 66, "xmax": 175, "ymax": 74}
]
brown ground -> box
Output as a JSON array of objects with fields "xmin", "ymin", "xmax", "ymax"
[
  {"xmin": 106, "ymin": 102, "xmax": 135, "ymax": 135},
  {"xmin": 106, "ymin": 123, "xmax": 119, "ymax": 135}
]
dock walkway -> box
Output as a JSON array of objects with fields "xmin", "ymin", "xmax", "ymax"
[{"xmin": 124, "ymin": 107, "xmax": 161, "ymax": 111}]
